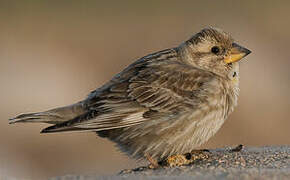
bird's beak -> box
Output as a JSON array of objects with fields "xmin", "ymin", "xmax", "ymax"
[{"xmin": 224, "ymin": 43, "xmax": 251, "ymax": 64}]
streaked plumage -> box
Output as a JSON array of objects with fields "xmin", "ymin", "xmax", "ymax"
[{"xmin": 10, "ymin": 27, "xmax": 251, "ymax": 161}]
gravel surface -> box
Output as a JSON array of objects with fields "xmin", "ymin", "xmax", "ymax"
[{"xmin": 50, "ymin": 145, "xmax": 289, "ymax": 180}]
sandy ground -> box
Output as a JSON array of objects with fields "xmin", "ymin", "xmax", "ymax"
[{"xmin": 45, "ymin": 145, "xmax": 290, "ymax": 180}]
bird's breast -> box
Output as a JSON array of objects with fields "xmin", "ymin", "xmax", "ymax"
[{"xmin": 169, "ymin": 84, "xmax": 239, "ymax": 152}]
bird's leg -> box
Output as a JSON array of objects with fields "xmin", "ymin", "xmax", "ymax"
[
  {"xmin": 145, "ymin": 153, "xmax": 159, "ymax": 169},
  {"xmin": 161, "ymin": 149, "xmax": 210, "ymax": 167}
]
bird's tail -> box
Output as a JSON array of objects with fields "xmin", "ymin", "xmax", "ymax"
[{"xmin": 9, "ymin": 102, "xmax": 86, "ymax": 125}]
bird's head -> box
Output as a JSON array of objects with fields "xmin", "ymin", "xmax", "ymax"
[{"xmin": 180, "ymin": 27, "xmax": 251, "ymax": 77}]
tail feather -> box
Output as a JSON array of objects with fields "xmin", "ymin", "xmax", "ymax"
[
  {"xmin": 9, "ymin": 102, "xmax": 86, "ymax": 125},
  {"xmin": 9, "ymin": 112, "xmax": 63, "ymax": 124}
]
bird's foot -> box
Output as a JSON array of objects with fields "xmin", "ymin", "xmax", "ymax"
[
  {"xmin": 145, "ymin": 153, "xmax": 159, "ymax": 169},
  {"xmin": 160, "ymin": 149, "xmax": 210, "ymax": 167}
]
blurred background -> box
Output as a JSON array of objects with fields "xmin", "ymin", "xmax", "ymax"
[{"xmin": 0, "ymin": 0, "xmax": 289, "ymax": 179}]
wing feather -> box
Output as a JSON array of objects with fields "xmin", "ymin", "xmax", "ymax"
[{"xmin": 41, "ymin": 49, "xmax": 214, "ymax": 133}]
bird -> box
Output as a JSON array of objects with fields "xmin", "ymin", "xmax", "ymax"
[{"xmin": 10, "ymin": 27, "xmax": 251, "ymax": 167}]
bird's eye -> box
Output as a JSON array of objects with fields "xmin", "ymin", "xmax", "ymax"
[{"xmin": 211, "ymin": 46, "xmax": 220, "ymax": 54}]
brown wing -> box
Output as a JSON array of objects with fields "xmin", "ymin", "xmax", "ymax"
[
  {"xmin": 127, "ymin": 62, "xmax": 211, "ymax": 112},
  {"xmin": 41, "ymin": 49, "xmax": 213, "ymax": 133}
]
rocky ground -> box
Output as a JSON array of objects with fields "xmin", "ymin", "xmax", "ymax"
[{"xmin": 50, "ymin": 145, "xmax": 289, "ymax": 180}]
